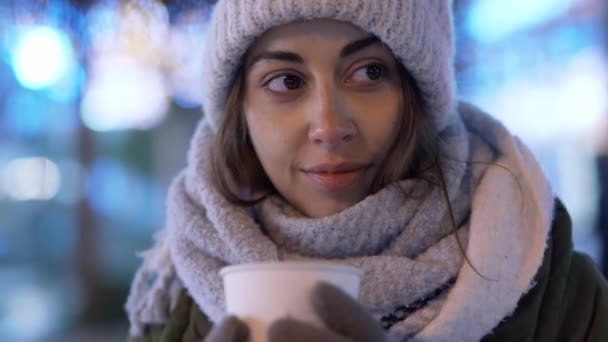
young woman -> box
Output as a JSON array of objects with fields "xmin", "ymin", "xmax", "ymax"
[{"xmin": 126, "ymin": 1, "xmax": 608, "ymax": 341}]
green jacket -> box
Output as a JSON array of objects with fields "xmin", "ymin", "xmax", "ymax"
[{"xmin": 128, "ymin": 200, "xmax": 608, "ymax": 341}]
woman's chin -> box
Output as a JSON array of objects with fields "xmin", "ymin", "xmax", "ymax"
[{"xmin": 292, "ymin": 195, "xmax": 362, "ymax": 218}]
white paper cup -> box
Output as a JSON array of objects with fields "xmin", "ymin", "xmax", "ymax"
[{"xmin": 220, "ymin": 261, "xmax": 362, "ymax": 342}]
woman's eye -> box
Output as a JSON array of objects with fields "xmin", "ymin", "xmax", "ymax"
[
  {"xmin": 350, "ymin": 63, "xmax": 386, "ymax": 84},
  {"xmin": 266, "ymin": 74, "xmax": 304, "ymax": 92}
]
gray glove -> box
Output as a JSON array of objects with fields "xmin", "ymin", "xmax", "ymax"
[
  {"xmin": 268, "ymin": 282, "xmax": 385, "ymax": 342},
  {"xmin": 204, "ymin": 282, "xmax": 384, "ymax": 342},
  {"xmin": 204, "ymin": 315, "xmax": 250, "ymax": 342}
]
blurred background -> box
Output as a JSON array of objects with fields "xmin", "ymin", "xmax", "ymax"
[{"xmin": 0, "ymin": 0, "xmax": 606, "ymax": 341}]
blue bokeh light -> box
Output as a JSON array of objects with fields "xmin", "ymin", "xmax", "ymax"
[
  {"xmin": 2, "ymin": 88, "xmax": 79, "ymax": 138},
  {"xmin": 466, "ymin": 0, "xmax": 577, "ymax": 43},
  {"xmin": 10, "ymin": 26, "xmax": 76, "ymax": 90},
  {"xmin": 86, "ymin": 158, "xmax": 163, "ymax": 229},
  {"xmin": 86, "ymin": 158, "xmax": 130, "ymax": 218},
  {"xmin": 3, "ymin": 90, "xmax": 46, "ymax": 137},
  {"xmin": 46, "ymin": 63, "xmax": 85, "ymax": 103}
]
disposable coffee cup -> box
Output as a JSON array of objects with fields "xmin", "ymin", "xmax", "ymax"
[{"xmin": 220, "ymin": 261, "xmax": 362, "ymax": 342}]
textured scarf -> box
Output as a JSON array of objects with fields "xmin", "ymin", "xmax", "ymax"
[{"xmin": 126, "ymin": 102, "xmax": 554, "ymax": 341}]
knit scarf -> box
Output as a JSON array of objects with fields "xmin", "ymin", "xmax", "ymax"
[{"xmin": 126, "ymin": 102, "xmax": 554, "ymax": 341}]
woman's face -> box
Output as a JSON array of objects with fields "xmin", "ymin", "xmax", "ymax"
[{"xmin": 243, "ymin": 19, "xmax": 404, "ymax": 217}]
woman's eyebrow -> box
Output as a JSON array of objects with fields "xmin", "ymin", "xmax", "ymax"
[
  {"xmin": 340, "ymin": 35, "xmax": 381, "ymax": 58},
  {"xmin": 247, "ymin": 35, "xmax": 381, "ymax": 68},
  {"xmin": 248, "ymin": 51, "xmax": 304, "ymax": 68}
]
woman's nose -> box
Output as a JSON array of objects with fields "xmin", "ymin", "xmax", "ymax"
[{"xmin": 308, "ymin": 87, "xmax": 357, "ymax": 149}]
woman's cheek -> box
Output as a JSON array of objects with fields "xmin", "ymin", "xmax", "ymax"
[{"xmin": 352, "ymin": 91, "xmax": 401, "ymax": 126}]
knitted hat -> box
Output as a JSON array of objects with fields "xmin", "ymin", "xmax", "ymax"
[{"xmin": 201, "ymin": 0, "xmax": 455, "ymax": 132}]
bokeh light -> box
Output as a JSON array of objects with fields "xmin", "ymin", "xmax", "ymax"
[
  {"xmin": 467, "ymin": 0, "xmax": 577, "ymax": 43},
  {"xmin": 86, "ymin": 157, "xmax": 130, "ymax": 216},
  {"xmin": 3, "ymin": 90, "xmax": 46, "ymax": 137},
  {"xmin": 81, "ymin": 0, "xmax": 174, "ymax": 132},
  {"xmin": 0, "ymin": 285, "xmax": 56, "ymax": 340},
  {"xmin": 0, "ymin": 157, "xmax": 61, "ymax": 201},
  {"xmin": 471, "ymin": 48, "xmax": 607, "ymax": 142},
  {"xmin": 167, "ymin": 11, "xmax": 208, "ymax": 108},
  {"xmin": 80, "ymin": 56, "xmax": 169, "ymax": 131},
  {"xmin": 10, "ymin": 25, "xmax": 76, "ymax": 90}
]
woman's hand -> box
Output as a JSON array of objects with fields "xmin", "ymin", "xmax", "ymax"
[
  {"xmin": 204, "ymin": 315, "xmax": 250, "ymax": 342},
  {"xmin": 268, "ymin": 282, "xmax": 385, "ymax": 342}
]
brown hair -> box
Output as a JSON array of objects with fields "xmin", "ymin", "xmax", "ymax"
[{"xmin": 210, "ymin": 64, "xmax": 273, "ymax": 205}]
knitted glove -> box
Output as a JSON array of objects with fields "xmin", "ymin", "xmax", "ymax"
[
  {"xmin": 268, "ymin": 282, "xmax": 385, "ymax": 342},
  {"xmin": 204, "ymin": 315, "xmax": 250, "ymax": 342}
]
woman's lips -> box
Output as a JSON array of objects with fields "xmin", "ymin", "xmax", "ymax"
[{"xmin": 302, "ymin": 163, "xmax": 369, "ymax": 191}]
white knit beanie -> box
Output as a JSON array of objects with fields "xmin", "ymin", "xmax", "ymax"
[{"xmin": 201, "ymin": 0, "xmax": 456, "ymax": 132}]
